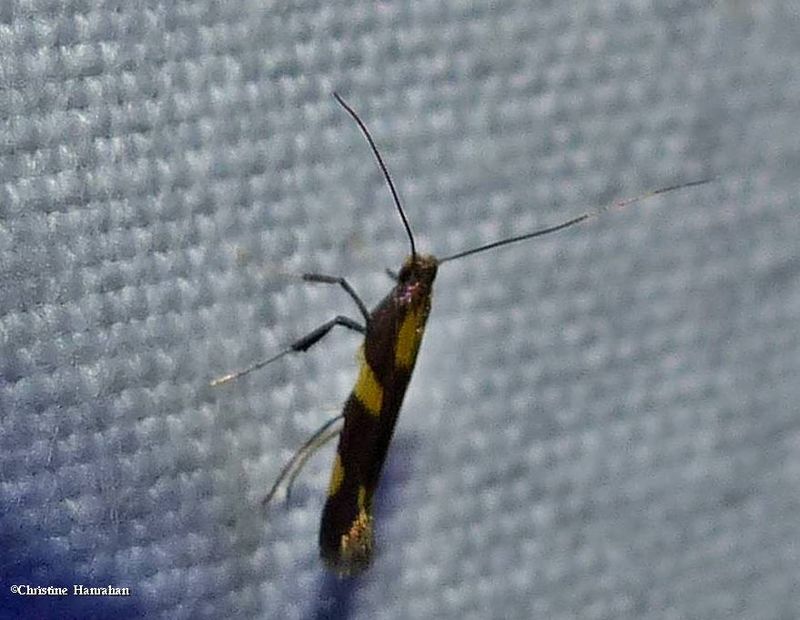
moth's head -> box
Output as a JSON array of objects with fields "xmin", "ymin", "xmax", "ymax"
[
  {"xmin": 394, "ymin": 253, "xmax": 438, "ymax": 309},
  {"xmin": 398, "ymin": 253, "xmax": 438, "ymax": 289}
]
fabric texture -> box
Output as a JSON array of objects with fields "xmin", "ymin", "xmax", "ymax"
[{"xmin": 2, "ymin": 1, "xmax": 798, "ymax": 618}]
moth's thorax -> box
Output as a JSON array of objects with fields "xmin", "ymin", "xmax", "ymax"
[{"xmin": 395, "ymin": 253, "xmax": 438, "ymax": 307}]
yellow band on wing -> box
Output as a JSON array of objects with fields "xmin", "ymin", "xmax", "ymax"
[
  {"xmin": 354, "ymin": 354, "xmax": 383, "ymax": 417},
  {"xmin": 327, "ymin": 453, "xmax": 344, "ymax": 497},
  {"xmin": 395, "ymin": 305, "xmax": 424, "ymax": 369}
]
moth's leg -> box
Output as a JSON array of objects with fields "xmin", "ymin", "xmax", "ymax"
[
  {"xmin": 284, "ymin": 426, "xmax": 342, "ymax": 503},
  {"xmin": 302, "ymin": 273, "xmax": 370, "ymax": 323},
  {"xmin": 210, "ymin": 316, "xmax": 365, "ymax": 386},
  {"xmin": 384, "ymin": 268, "xmax": 398, "ymax": 282},
  {"xmin": 261, "ymin": 413, "xmax": 344, "ymax": 509}
]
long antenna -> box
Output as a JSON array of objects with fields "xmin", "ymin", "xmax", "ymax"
[
  {"xmin": 333, "ymin": 92, "xmax": 417, "ymax": 259},
  {"xmin": 439, "ymin": 178, "xmax": 714, "ymax": 263}
]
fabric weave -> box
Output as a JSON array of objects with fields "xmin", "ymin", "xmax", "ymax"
[{"xmin": 1, "ymin": 2, "xmax": 798, "ymax": 619}]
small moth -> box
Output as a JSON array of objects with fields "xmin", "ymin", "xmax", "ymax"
[{"xmin": 212, "ymin": 93, "xmax": 710, "ymax": 575}]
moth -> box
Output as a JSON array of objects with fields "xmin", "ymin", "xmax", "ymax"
[{"xmin": 212, "ymin": 93, "xmax": 710, "ymax": 575}]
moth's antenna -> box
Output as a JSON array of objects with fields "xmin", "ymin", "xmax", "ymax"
[
  {"xmin": 439, "ymin": 178, "xmax": 714, "ymax": 264},
  {"xmin": 333, "ymin": 92, "xmax": 417, "ymax": 259}
]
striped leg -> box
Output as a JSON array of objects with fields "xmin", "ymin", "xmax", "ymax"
[{"xmin": 210, "ymin": 316, "xmax": 365, "ymax": 386}]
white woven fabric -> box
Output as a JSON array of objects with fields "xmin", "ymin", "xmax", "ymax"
[{"xmin": 2, "ymin": 2, "xmax": 798, "ymax": 618}]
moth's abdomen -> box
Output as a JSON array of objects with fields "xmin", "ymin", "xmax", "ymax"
[{"xmin": 318, "ymin": 392, "xmax": 378, "ymax": 576}]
